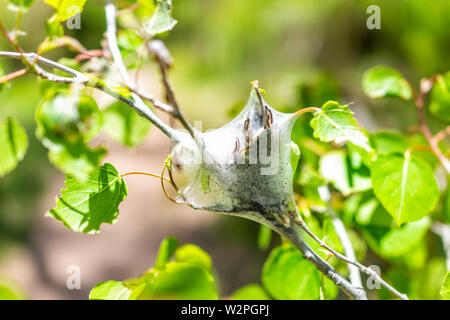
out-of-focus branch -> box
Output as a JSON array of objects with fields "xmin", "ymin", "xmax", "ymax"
[
  {"xmin": 105, "ymin": 2, "xmax": 181, "ymax": 141},
  {"xmin": 0, "ymin": 68, "xmax": 27, "ymax": 83},
  {"xmin": 0, "ymin": 51, "xmax": 89, "ymax": 83},
  {"xmin": 432, "ymin": 222, "xmax": 450, "ymax": 270},
  {"xmin": 433, "ymin": 126, "xmax": 450, "ymax": 144},
  {"xmin": 0, "ymin": 50, "xmax": 181, "ymax": 141},
  {"xmin": 147, "ymin": 39, "xmax": 195, "ymax": 138},
  {"xmin": 329, "ymin": 210, "xmax": 364, "ymax": 291},
  {"xmin": 414, "ymin": 78, "xmax": 450, "ymax": 173}
]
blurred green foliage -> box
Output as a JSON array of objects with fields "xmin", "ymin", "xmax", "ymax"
[{"xmin": 0, "ymin": 0, "xmax": 449, "ymax": 300}]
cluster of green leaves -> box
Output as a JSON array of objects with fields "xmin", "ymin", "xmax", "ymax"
[
  {"xmin": 1, "ymin": 0, "xmax": 449, "ymax": 301},
  {"xmin": 89, "ymin": 236, "xmax": 341, "ymax": 300},
  {"xmin": 282, "ymin": 66, "xmax": 449, "ymax": 299},
  {"xmin": 1, "ymin": 0, "xmax": 178, "ymax": 233},
  {"xmin": 90, "ymin": 237, "xmax": 218, "ymax": 300}
]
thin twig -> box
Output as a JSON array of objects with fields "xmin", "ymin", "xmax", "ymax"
[
  {"xmin": 0, "ymin": 50, "xmax": 180, "ymax": 140},
  {"xmin": 0, "ymin": 51, "xmax": 89, "ymax": 83},
  {"xmin": 433, "ymin": 126, "xmax": 450, "ymax": 144},
  {"xmin": 414, "ymin": 78, "xmax": 450, "ymax": 173},
  {"xmin": 147, "ymin": 39, "xmax": 195, "ymax": 137},
  {"xmin": 128, "ymin": 85, "xmax": 175, "ymax": 114},
  {"xmin": 329, "ymin": 209, "xmax": 365, "ymax": 292},
  {"xmin": 105, "ymin": 2, "xmax": 181, "ymax": 141},
  {"xmin": 0, "ymin": 68, "xmax": 27, "ymax": 83}
]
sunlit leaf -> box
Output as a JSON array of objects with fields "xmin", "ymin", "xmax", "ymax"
[
  {"xmin": 89, "ymin": 281, "xmax": 133, "ymax": 300},
  {"xmin": 139, "ymin": 262, "xmax": 218, "ymax": 300},
  {"xmin": 257, "ymin": 225, "xmax": 272, "ymax": 250},
  {"xmin": 154, "ymin": 237, "xmax": 178, "ymax": 269},
  {"xmin": 175, "ymin": 244, "xmax": 213, "ymax": 272},
  {"xmin": 35, "ymin": 91, "xmax": 104, "ymax": 179},
  {"xmin": 0, "ymin": 279, "xmax": 26, "ymax": 300},
  {"xmin": 371, "ymin": 153, "xmax": 439, "ymax": 225},
  {"xmin": 262, "ymin": 244, "xmax": 321, "ymax": 300},
  {"xmin": 103, "ymin": 101, "xmax": 150, "ymax": 148},
  {"xmin": 429, "ymin": 72, "xmax": 450, "ymax": 122},
  {"xmin": 362, "ymin": 66, "xmax": 412, "ymax": 100},
  {"xmin": 231, "ymin": 284, "xmax": 271, "ymax": 300},
  {"xmin": 143, "ymin": 0, "xmax": 177, "ymax": 36},
  {"xmin": 44, "ymin": 0, "xmax": 87, "ymax": 21},
  {"xmin": 379, "ymin": 217, "xmax": 431, "ymax": 257},
  {"xmin": 441, "ymin": 272, "xmax": 450, "ymax": 300},
  {"xmin": 8, "ymin": 0, "xmax": 34, "ymax": 12},
  {"xmin": 311, "ymin": 101, "xmax": 371, "ymax": 152},
  {"xmin": 0, "ymin": 117, "xmax": 28, "ymax": 177},
  {"xmin": 319, "ymin": 150, "xmax": 371, "ymax": 196},
  {"xmin": 46, "ymin": 163, "xmax": 128, "ymax": 234}
]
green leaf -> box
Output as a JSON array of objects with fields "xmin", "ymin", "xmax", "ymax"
[
  {"xmin": 362, "ymin": 66, "xmax": 412, "ymax": 100},
  {"xmin": 0, "ymin": 65, "xmax": 6, "ymax": 93},
  {"xmin": 262, "ymin": 244, "xmax": 321, "ymax": 300},
  {"xmin": 319, "ymin": 150, "xmax": 371, "ymax": 196},
  {"xmin": 144, "ymin": 0, "xmax": 178, "ymax": 36},
  {"xmin": 372, "ymin": 131, "xmax": 410, "ymax": 155},
  {"xmin": 321, "ymin": 277, "xmax": 338, "ymax": 300},
  {"xmin": 154, "ymin": 237, "xmax": 178, "ymax": 269},
  {"xmin": 371, "ymin": 153, "xmax": 439, "ymax": 225},
  {"xmin": 45, "ymin": 15, "xmax": 64, "ymax": 38},
  {"xmin": 8, "ymin": 0, "xmax": 34, "ymax": 12},
  {"xmin": 118, "ymin": 29, "xmax": 144, "ymax": 53},
  {"xmin": 44, "ymin": 0, "xmax": 87, "ymax": 21},
  {"xmin": 371, "ymin": 131, "xmax": 437, "ymax": 168},
  {"xmin": 36, "ymin": 91, "xmax": 104, "ymax": 179},
  {"xmin": 257, "ymin": 225, "xmax": 272, "ymax": 250},
  {"xmin": 231, "ymin": 284, "xmax": 271, "ymax": 300},
  {"xmin": 379, "ymin": 217, "xmax": 431, "ymax": 257},
  {"xmin": 0, "ymin": 279, "xmax": 26, "ymax": 300},
  {"xmin": 138, "ymin": 262, "xmax": 218, "ymax": 300},
  {"xmin": 441, "ymin": 272, "xmax": 450, "ymax": 300},
  {"xmin": 103, "ymin": 101, "xmax": 151, "ymax": 148},
  {"xmin": 175, "ymin": 244, "xmax": 213, "ymax": 272},
  {"xmin": 0, "ymin": 117, "xmax": 28, "ymax": 177},
  {"xmin": 89, "ymin": 281, "xmax": 133, "ymax": 300},
  {"xmin": 311, "ymin": 101, "xmax": 371, "ymax": 152},
  {"xmin": 429, "ymin": 73, "xmax": 450, "ymax": 122},
  {"xmin": 46, "ymin": 163, "xmax": 128, "ymax": 234}
]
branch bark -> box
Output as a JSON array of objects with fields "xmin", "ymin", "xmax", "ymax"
[
  {"xmin": 329, "ymin": 210, "xmax": 364, "ymax": 291},
  {"xmin": 272, "ymin": 216, "xmax": 368, "ymax": 300},
  {"xmin": 104, "ymin": 2, "xmax": 181, "ymax": 141},
  {"xmin": 292, "ymin": 210, "xmax": 408, "ymax": 300}
]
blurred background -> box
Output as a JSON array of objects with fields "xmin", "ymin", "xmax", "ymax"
[{"xmin": 0, "ymin": 0, "xmax": 449, "ymax": 299}]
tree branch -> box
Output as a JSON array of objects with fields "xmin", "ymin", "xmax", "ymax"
[
  {"xmin": 105, "ymin": 2, "xmax": 181, "ymax": 141},
  {"xmin": 0, "ymin": 50, "xmax": 181, "ymax": 141},
  {"xmin": 292, "ymin": 209, "xmax": 408, "ymax": 300},
  {"xmin": 329, "ymin": 209, "xmax": 364, "ymax": 291},
  {"xmin": 147, "ymin": 39, "xmax": 195, "ymax": 137},
  {"xmin": 272, "ymin": 217, "xmax": 368, "ymax": 300},
  {"xmin": 415, "ymin": 78, "xmax": 450, "ymax": 173}
]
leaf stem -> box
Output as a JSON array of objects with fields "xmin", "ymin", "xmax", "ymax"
[
  {"xmin": 0, "ymin": 68, "xmax": 27, "ymax": 83},
  {"xmin": 105, "ymin": 2, "xmax": 182, "ymax": 142},
  {"xmin": 414, "ymin": 78, "xmax": 450, "ymax": 173}
]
